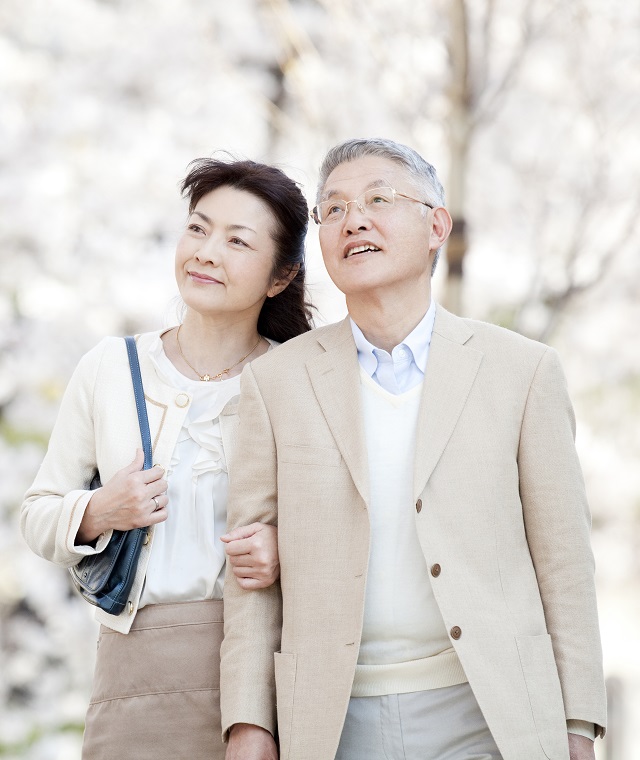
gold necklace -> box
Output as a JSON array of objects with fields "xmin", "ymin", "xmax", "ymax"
[{"xmin": 175, "ymin": 325, "xmax": 262, "ymax": 382}]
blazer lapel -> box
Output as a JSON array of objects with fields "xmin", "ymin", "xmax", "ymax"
[
  {"xmin": 306, "ymin": 318, "xmax": 370, "ymax": 506},
  {"xmin": 413, "ymin": 307, "xmax": 484, "ymax": 500}
]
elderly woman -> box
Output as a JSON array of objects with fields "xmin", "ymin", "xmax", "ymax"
[{"xmin": 21, "ymin": 158, "xmax": 312, "ymax": 759}]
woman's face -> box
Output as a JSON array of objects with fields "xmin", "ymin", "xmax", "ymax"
[{"xmin": 175, "ymin": 186, "xmax": 282, "ymax": 321}]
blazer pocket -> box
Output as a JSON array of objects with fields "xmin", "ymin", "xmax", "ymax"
[
  {"xmin": 515, "ymin": 634, "xmax": 568, "ymax": 760},
  {"xmin": 279, "ymin": 444, "xmax": 342, "ymax": 467},
  {"xmin": 274, "ymin": 652, "xmax": 297, "ymax": 760}
]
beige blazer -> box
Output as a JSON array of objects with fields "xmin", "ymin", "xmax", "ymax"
[
  {"xmin": 221, "ymin": 306, "xmax": 606, "ymax": 760},
  {"xmin": 21, "ymin": 331, "xmax": 239, "ymax": 633}
]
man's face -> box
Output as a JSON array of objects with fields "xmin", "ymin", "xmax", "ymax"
[{"xmin": 318, "ymin": 156, "xmax": 438, "ymax": 298}]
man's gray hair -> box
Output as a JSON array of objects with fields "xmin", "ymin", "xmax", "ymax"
[
  {"xmin": 316, "ymin": 138, "xmax": 446, "ymax": 274},
  {"xmin": 316, "ymin": 137, "xmax": 445, "ymax": 207}
]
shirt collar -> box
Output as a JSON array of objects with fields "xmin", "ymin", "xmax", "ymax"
[{"xmin": 350, "ymin": 300, "xmax": 436, "ymax": 376}]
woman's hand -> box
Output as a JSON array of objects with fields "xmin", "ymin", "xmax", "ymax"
[
  {"xmin": 76, "ymin": 449, "xmax": 168, "ymax": 545},
  {"xmin": 221, "ymin": 523, "xmax": 279, "ymax": 590}
]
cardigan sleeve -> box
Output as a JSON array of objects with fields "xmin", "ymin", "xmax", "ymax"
[{"xmin": 20, "ymin": 339, "xmax": 114, "ymax": 567}]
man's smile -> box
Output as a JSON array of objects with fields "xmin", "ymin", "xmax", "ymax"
[{"xmin": 344, "ymin": 241, "xmax": 382, "ymax": 258}]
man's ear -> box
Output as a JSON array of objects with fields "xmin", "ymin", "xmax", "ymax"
[
  {"xmin": 267, "ymin": 263, "xmax": 300, "ymax": 298},
  {"xmin": 429, "ymin": 207, "xmax": 453, "ymax": 252}
]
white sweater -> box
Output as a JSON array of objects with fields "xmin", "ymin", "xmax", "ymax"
[{"xmin": 353, "ymin": 369, "xmax": 467, "ymax": 697}]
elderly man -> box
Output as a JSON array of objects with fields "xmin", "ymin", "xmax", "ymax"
[{"xmin": 221, "ymin": 138, "xmax": 606, "ymax": 760}]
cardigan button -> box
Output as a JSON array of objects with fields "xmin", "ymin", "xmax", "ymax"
[
  {"xmin": 416, "ymin": 499, "xmax": 423, "ymax": 513},
  {"xmin": 175, "ymin": 393, "xmax": 190, "ymax": 408},
  {"xmin": 450, "ymin": 626, "xmax": 462, "ymax": 640}
]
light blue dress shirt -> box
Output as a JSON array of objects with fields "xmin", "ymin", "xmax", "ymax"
[{"xmin": 350, "ymin": 301, "xmax": 436, "ymax": 395}]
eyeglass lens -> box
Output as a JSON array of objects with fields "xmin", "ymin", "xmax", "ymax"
[{"xmin": 317, "ymin": 187, "xmax": 395, "ymax": 224}]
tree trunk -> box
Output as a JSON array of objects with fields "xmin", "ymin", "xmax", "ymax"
[{"xmin": 444, "ymin": 0, "xmax": 471, "ymax": 315}]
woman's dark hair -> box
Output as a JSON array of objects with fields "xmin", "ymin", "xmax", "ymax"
[{"xmin": 180, "ymin": 158, "xmax": 313, "ymax": 342}]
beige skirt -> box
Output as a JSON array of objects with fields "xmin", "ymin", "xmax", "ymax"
[{"xmin": 82, "ymin": 600, "xmax": 225, "ymax": 760}]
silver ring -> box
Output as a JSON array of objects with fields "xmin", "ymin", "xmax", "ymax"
[{"xmin": 152, "ymin": 496, "xmax": 160, "ymax": 510}]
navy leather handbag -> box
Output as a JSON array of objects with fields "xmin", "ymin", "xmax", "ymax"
[{"xmin": 69, "ymin": 336, "xmax": 152, "ymax": 616}]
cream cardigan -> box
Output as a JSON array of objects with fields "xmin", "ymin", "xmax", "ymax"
[{"xmin": 21, "ymin": 331, "xmax": 240, "ymax": 634}]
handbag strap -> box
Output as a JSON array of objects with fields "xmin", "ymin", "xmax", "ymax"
[{"xmin": 124, "ymin": 336, "xmax": 153, "ymax": 471}]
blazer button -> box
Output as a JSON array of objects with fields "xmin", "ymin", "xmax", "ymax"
[
  {"xmin": 430, "ymin": 563, "xmax": 441, "ymax": 578},
  {"xmin": 450, "ymin": 626, "xmax": 462, "ymax": 640},
  {"xmin": 416, "ymin": 498, "xmax": 423, "ymax": 513},
  {"xmin": 175, "ymin": 393, "xmax": 190, "ymax": 408}
]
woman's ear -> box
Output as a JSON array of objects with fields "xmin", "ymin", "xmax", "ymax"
[{"xmin": 267, "ymin": 263, "xmax": 300, "ymax": 298}]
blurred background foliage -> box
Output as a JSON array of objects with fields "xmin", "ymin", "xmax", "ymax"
[{"xmin": 1, "ymin": 0, "xmax": 638, "ymax": 757}]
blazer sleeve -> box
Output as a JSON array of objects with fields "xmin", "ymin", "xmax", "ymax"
[
  {"xmin": 220, "ymin": 362, "xmax": 282, "ymax": 740},
  {"xmin": 517, "ymin": 346, "xmax": 606, "ymax": 735},
  {"xmin": 20, "ymin": 340, "xmax": 114, "ymax": 567}
]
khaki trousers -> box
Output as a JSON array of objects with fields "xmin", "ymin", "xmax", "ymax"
[
  {"xmin": 82, "ymin": 599, "xmax": 225, "ymax": 760},
  {"xmin": 335, "ymin": 683, "xmax": 503, "ymax": 760}
]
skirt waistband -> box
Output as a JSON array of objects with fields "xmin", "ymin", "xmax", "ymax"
[{"xmin": 104, "ymin": 599, "xmax": 224, "ymax": 634}]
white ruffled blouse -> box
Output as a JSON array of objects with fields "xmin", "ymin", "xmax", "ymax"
[{"xmin": 139, "ymin": 333, "xmax": 272, "ymax": 607}]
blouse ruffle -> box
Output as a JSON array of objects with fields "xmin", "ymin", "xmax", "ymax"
[{"xmin": 148, "ymin": 334, "xmax": 241, "ymax": 483}]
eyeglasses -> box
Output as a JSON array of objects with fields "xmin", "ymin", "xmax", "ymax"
[{"xmin": 311, "ymin": 186, "xmax": 434, "ymax": 226}]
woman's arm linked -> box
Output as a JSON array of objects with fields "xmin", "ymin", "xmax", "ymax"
[{"xmin": 21, "ymin": 338, "xmax": 279, "ymax": 591}]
